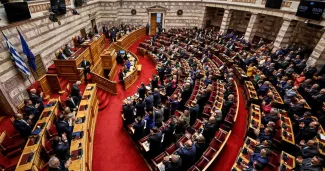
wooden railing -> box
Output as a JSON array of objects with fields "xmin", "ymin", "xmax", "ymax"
[
  {"xmin": 114, "ymin": 43, "xmax": 139, "ymax": 90},
  {"xmin": 90, "ymin": 58, "xmax": 117, "ymax": 94},
  {"xmin": 117, "ymin": 27, "xmax": 146, "ymax": 49}
]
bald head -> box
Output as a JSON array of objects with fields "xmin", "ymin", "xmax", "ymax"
[
  {"xmin": 76, "ymin": 81, "xmax": 81, "ymax": 85},
  {"xmin": 49, "ymin": 157, "xmax": 60, "ymax": 168},
  {"xmin": 185, "ymin": 140, "xmax": 193, "ymax": 148},
  {"xmin": 30, "ymin": 89, "xmax": 37, "ymax": 94},
  {"xmin": 171, "ymin": 154, "xmax": 180, "ymax": 163}
]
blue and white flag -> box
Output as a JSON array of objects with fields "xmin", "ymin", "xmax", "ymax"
[
  {"xmin": 17, "ymin": 29, "xmax": 36, "ymax": 71},
  {"xmin": 2, "ymin": 32, "xmax": 30, "ymax": 77}
]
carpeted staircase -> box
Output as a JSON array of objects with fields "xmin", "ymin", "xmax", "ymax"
[{"xmin": 97, "ymin": 88, "xmax": 111, "ymax": 111}]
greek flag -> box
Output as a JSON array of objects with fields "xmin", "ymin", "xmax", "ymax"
[{"xmin": 2, "ymin": 32, "xmax": 30, "ymax": 77}]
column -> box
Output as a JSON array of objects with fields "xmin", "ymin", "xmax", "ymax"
[
  {"xmin": 219, "ymin": 9, "xmax": 232, "ymax": 34},
  {"xmin": 244, "ymin": 13, "xmax": 259, "ymax": 43},
  {"xmin": 273, "ymin": 19, "xmax": 297, "ymax": 50},
  {"xmin": 307, "ymin": 32, "xmax": 325, "ymax": 69}
]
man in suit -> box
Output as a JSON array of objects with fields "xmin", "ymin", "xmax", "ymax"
[
  {"xmin": 177, "ymin": 140, "xmax": 196, "ymax": 170},
  {"xmin": 189, "ymin": 101, "xmax": 200, "ymax": 126},
  {"xmin": 102, "ymin": 24, "xmax": 108, "ymax": 37},
  {"xmin": 63, "ymin": 44, "xmax": 73, "ymax": 57},
  {"xmin": 222, "ymin": 94, "xmax": 234, "ymax": 117},
  {"xmin": 65, "ymin": 94, "xmax": 79, "ymax": 112},
  {"xmin": 162, "ymin": 119, "xmax": 176, "ymax": 147},
  {"xmin": 150, "ymin": 76, "xmax": 159, "ymax": 90},
  {"xmin": 202, "ymin": 117, "xmax": 218, "ymax": 143},
  {"xmin": 71, "ymin": 81, "xmax": 82, "ymax": 101},
  {"xmin": 248, "ymin": 148, "xmax": 270, "ymax": 169},
  {"xmin": 29, "ymin": 88, "xmax": 44, "ymax": 114},
  {"xmin": 135, "ymin": 98, "xmax": 146, "ymax": 117},
  {"xmin": 296, "ymin": 140, "xmax": 319, "ymax": 159},
  {"xmin": 13, "ymin": 113, "xmax": 32, "ymax": 140},
  {"xmin": 54, "ymin": 133, "xmax": 70, "ymax": 161},
  {"xmin": 48, "ymin": 156, "xmax": 71, "ymax": 171},
  {"xmin": 56, "ymin": 115, "xmax": 73, "ymax": 143},
  {"xmin": 145, "ymin": 91, "xmax": 154, "ymax": 112},
  {"xmin": 296, "ymin": 156, "xmax": 323, "ymax": 171},
  {"xmin": 138, "ymin": 83, "xmax": 146, "ymax": 99},
  {"xmin": 180, "ymin": 83, "xmax": 192, "ymax": 109},
  {"xmin": 154, "ymin": 105, "xmax": 164, "ymax": 127},
  {"xmin": 81, "ymin": 57, "xmax": 91, "ymax": 84},
  {"xmin": 111, "ymin": 28, "xmax": 117, "ymax": 42},
  {"xmin": 153, "ymin": 88, "xmax": 161, "ymax": 108},
  {"xmin": 123, "ymin": 101, "xmax": 135, "ymax": 125},
  {"xmin": 194, "ymin": 134, "xmax": 206, "ymax": 161},
  {"xmin": 133, "ymin": 116, "xmax": 145, "ymax": 140},
  {"xmin": 23, "ymin": 99, "xmax": 39, "ymax": 122},
  {"xmin": 163, "ymin": 154, "xmax": 182, "ymax": 171},
  {"xmin": 148, "ymin": 127, "xmax": 163, "ymax": 158}
]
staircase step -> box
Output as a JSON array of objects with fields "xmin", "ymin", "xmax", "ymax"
[
  {"xmin": 98, "ymin": 92, "xmax": 108, "ymax": 105},
  {"xmin": 98, "ymin": 97, "xmax": 110, "ymax": 111}
]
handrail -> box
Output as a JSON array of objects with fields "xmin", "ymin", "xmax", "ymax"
[{"xmin": 90, "ymin": 59, "xmax": 117, "ymax": 94}]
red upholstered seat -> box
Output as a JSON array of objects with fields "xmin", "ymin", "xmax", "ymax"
[
  {"xmin": 0, "ymin": 151, "xmax": 20, "ymax": 171},
  {"xmin": 165, "ymin": 143, "xmax": 177, "ymax": 155},
  {"xmin": 152, "ymin": 152, "xmax": 167, "ymax": 166},
  {"xmin": 188, "ymin": 165, "xmax": 200, "ymax": 171},
  {"xmin": 47, "ymin": 124, "xmax": 58, "ymax": 139},
  {"xmin": 203, "ymin": 147, "xmax": 217, "ymax": 160},
  {"xmin": 0, "ymin": 131, "xmax": 25, "ymax": 156},
  {"xmin": 195, "ymin": 156, "xmax": 209, "ymax": 170},
  {"xmin": 193, "ymin": 120, "xmax": 203, "ymax": 130},
  {"xmin": 209, "ymin": 138, "xmax": 222, "ymax": 150},
  {"xmin": 43, "ymin": 138, "xmax": 54, "ymax": 156}
]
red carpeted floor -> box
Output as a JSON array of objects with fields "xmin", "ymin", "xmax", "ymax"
[{"xmin": 92, "ymin": 36, "xmax": 155, "ymax": 171}]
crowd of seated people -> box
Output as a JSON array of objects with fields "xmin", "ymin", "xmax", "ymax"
[{"xmin": 10, "ymin": 80, "xmax": 86, "ymax": 170}]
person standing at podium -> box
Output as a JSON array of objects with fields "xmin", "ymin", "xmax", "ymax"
[{"xmin": 81, "ymin": 57, "xmax": 91, "ymax": 84}]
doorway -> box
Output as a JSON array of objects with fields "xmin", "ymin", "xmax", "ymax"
[{"xmin": 150, "ymin": 13, "xmax": 163, "ymax": 35}]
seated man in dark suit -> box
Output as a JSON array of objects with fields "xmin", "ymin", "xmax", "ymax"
[
  {"xmin": 247, "ymin": 148, "xmax": 270, "ymax": 169},
  {"xmin": 29, "ymin": 88, "xmax": 44, "ymax": 114},
  {"xmin": 65, "ymin": 94, "xmax": 79, "ymax": 112},
  {"xmin": 53, "ymin": 133, "xmax": 70, "ymax": 161},
  {"xmin": 63, "ymin": 44, "xmax": 73, "ymax": 57},
  {"xmin": 295, "ymin": 121, "xmax": 318, "ymax": 143},
  {"xmin": 177, "ymin": 140, "xmax": 196, "ymax": 170},
  {"xmin": 13, "ymin": 113, "xmax": 32, "ymax": 140},
  {"xmin": 71, "ymin": 81, "xmax": 82, "ymax": 100},
  {"xmin": 296, "ymin": 156, "xmax": 323, "ymax": 171},
  {"xmin": 133, "ymin": 116, "xmax": 145, "ymax": 140},
  {"xmin": 163, "ymin": 154, "xmax": 182, "ymax": 171},
  {"xmin": 48, "ymin": 156, "xmax": 71, "ymax": 171},
  {"xmin": 123, "ymin": 101, "xmax": 135, "ymax": 125},
  {"xmin": 255, "ymin": 127, "xmax": 273, "ymax": 143},
  {"xmin": 296, "ymin": 139, "xmax": 319, "ymax": 159},
  {"xmin": 148, "ymin": 127, "xmax": 163, "ymax": 158}
]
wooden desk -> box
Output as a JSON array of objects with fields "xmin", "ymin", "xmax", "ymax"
[
  {"xmin": 280, "ymin": 115, "xmax": 295, "ymax": 145},
  {"xmin": 249, "ymin": 104, "xmax": 261, "ymax": 131},
  {"xmin": 81, "ymin": 34, "xmax": 105, "ymax": 65},
  {"xmin": 123, "ymin": 53, "xmax": 139, "ymax": 90},
  {"xmin": 280, "ymin": 151, "xmax": 295, "ymax": 170},
  {"xmin": 117, "ymin": 27, "xmax": 146, "ymax": 49},
  {"xmin": 233, "ymin": 64, "xmax": 248, "ymax": 83},
  {"xmin": 243, "ymin": 81, "xmax": 258, "ymax": 106},
  {"xmin": 69, "ymin": 84, "xmax": 98, "ymax": 171},
  {"xmin": 16, "ymin": 99, "xmax": 59, "ymax": 171},
  {"xmin": 269, "ymin": 84, "xmax": 284, "ymax": 107}
]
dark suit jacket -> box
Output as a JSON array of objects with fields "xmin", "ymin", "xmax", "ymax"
[
  {"xmin": 148, "ymin": 132, "xmax": 162, "ymax": 156},
  {"xmin": 133, "ymin": 120, "xmax": 145, "ymax": 140},
  {"xmin": 177, "ymin": 146, "xmax": 196, "ymax": 170},
  {"xmin": 65, "ymin": 96, "xmax": 80, "ymax": 111},
  {"xmin": 299, "ymin": 158, "xmax": 322, "ymax": 171},
  {"xmin": 56, "ymin": 120, "xmax": 72, "ymax": 137},
  {"xmin": 301, "ymin": 146, "xmax": 319, "ymax": 159},
  {"xmin": 203, "ymin": 123, "xmax": 217, "ymax": 142},
  {"xmin": 195, "ymin": 142, "xmax": 207, "ymax": 161},
  {"xmin": 135, "ymin": 102, "xmax": 146, "ymax": 117},
  {"xmin": 163, "ymin": 158, "xmax": 182, "ymax": 171},
  {"xmin": 138, "ymin": 86, "xmax": 146, "ymax": 98},
  {"xmin": 30, "ymin": 93, "xmax": 44, "ymax": 113},
  {"xmin": 81, "ymin": 60, "xmax": 91, "ymax": 73},
  {"xmin": 189, "ymin": 105, "xmax": 200, "ymax": 125},
  {"xmin": 123, "ymin": 105, "xmax": 135, "ymax": 124},
  {"xmin": 14, "ymin": 120, "xmax": 31, "ymax": 138},
  {"xmin": 55, "ymin": 141, "xmax": 70, "ymax": 160},
  {"xmin": 71, "ymin": 84, "xmax": 81, "ymax": 99},
  {"xmin": 24, "ymin": 105, "xmax": 37, "ymax": 116}
]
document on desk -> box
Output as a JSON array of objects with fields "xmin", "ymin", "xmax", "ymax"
[
  {"xmin": 142, "ymin": 141, "xmax": 150, "ymax": 152},
  {"xmin": 157, "ymin": 162, "xmax": 165, "ymax": 171},
  {"xmin": 320, "ymin": 134, "xmax": 325, "ymax": 141}
]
